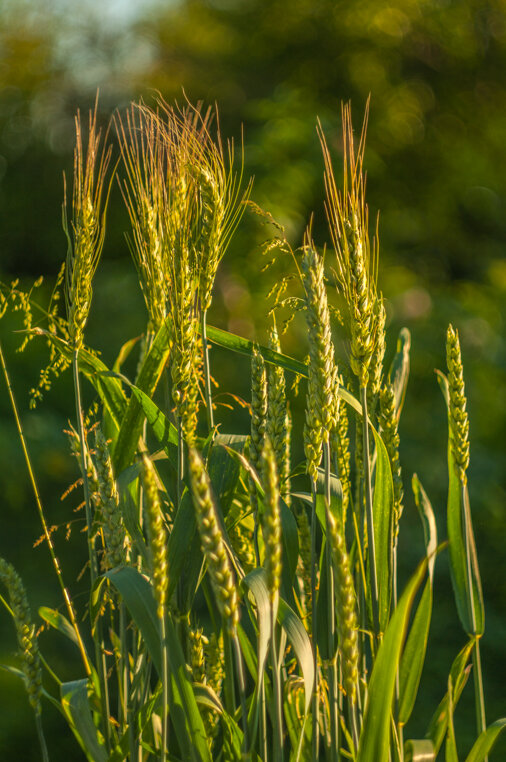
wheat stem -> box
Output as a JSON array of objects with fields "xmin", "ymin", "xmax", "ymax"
[
  {"xmin": 310, "ymin": 479, "xmax": 319, "ymax": 762},
  {"xmin": 324, "ymin": 442, "xmax": 339, "ymax": 762},
  {"xmin": 360, "ymin": 386, "xmax": 379, "ymax": 636},
  {"xmin": 201, "ymin": 310, "xmax": 215, "ymax": 431},
  {"xmin": 72, "ymin": 349, "xmax": 111, "ymax": 747}
]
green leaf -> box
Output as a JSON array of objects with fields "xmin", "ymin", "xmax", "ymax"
[
  {"xmin": 112, "ymin": 321, "xmax": 171, "ymax": 474},
  {"xmin": 357, "ymin": 557, "xmax": 428, "ymax": 762},
  {"xmin": 437, "ymin": 372, "xmax": 484, "ymax": 636},
  {"xmin": 61, "ymin": 679, "xmax": 108, "ymax": 762},
  {"xmin": 388, "ymin": 327, "xmax": 411, "ymax": 419},
  {"xmin": 371, "ymin": 425, "xmax": 394, "ymax": 633},
  {"xmin": 242, "ymin": 568, "xmax": 273, "ymax": 744},
  {"xmin": 277, "ymin": 598, "xmax": 314, "ymax": 762},
  {"xmin": 207, "ymin": 323, "xmax": 362, "ymax": 414},
  {"xmin": 426, "ymin": 639, "xmax": 474, "ymax": 755},
  {"xmin": 39, "ymin": 607, "xmax": 89, "ymax": 659},
  {"xmin": 445, "ymin": 672, "xmax": 460, "ymax": 762},
  {"xmin": 106, "ymin": 566, "xmax": 211, "ymax": 762},
  {"xmin": 404, "ymin": 739, "xmax": 435, "ymax": 762},
  {"xmin": 464, "ymin": 718, "xmax": 506, "ymax": 762},
  {"xmin": 208, "ymin": 435, "xmax": 247, "ymax": 516},
  {"xmin": 398, "ymin": 475, "xmax": 438, "ymax": 726}
]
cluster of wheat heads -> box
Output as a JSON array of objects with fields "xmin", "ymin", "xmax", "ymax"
[{"xmin": 0, "ymin": 97, "xmax": 504, "ymax": 762}]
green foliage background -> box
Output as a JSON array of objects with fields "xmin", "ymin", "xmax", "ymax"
[{"xmin": 1, "ymin": 0, "xmax": 505, "ymax": 758}]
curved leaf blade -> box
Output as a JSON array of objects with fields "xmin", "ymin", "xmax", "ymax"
[
  {"xmin": 465, "ymin": 718, "xmax": 506, "ymax": 762},
  {"xmin": 357, "ymin": 557, "xmax": 428, "ymax": 762}
]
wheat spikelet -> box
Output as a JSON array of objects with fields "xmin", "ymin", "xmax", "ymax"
[
  {"xmin": 64, "ymin": 99, "xmax": 113, "ymax": 349},
  {"xmin": 267, "ymin": 323, "xmax": 291, "ymax": 504},
  {"xmin": 250, "ymin": 345, "xmax": 268, "ymax": 475},
  {"xmin": 0, "ymin": 558, "xmax": 42, "ymax": 714},
  {"xmin": 229, "ymin": 517, "xmax": 256, "ymax": 574},
  {"xmin": 295, "ymin": 506, "xmax": 313, "ymax": 631},
  {"xmin": 141, "ymin": 455, "xmax": 168, "ymax": 620},
  {"xmin": 330, "ymin": 393, "xmax": 352, "ymax": 527},
  {"xmin": 188, "ymin": 448, "xmax": 239, "ymax": 636},
  {"xmin": 93, "ymin": 427, "xmax": 130, "ymax": 569},
  {"xmin": 446, "ymin": 324, "xmax": 470, "ymax": 483},
  {"xmin": 115, "ymin": 103, "xmax": 168, "ymax": 336},
  {"xmin": 318, "ymin": 102, "xmax": 379, "ymax": 389},
  {"xmin": 369, "ymin": 296, "xmax": 387, "ymax": 407},
  {"xmin": 301, "ymin": 243, "xmax": 338, "ymax": 482},
  {"xmin": 325, "ymin": 512, "xmax": 359, "ymax": 703},
  {"xmin": 189, "ymin": 626, "xmax": 209, "ymax": 685},
  {"xmin": 379, "ymin": 382, "xmax": 403, "ymax": 542},
  {"xmin": 261, "ymin": 437, "xmax": 282, "ymax": 603}
]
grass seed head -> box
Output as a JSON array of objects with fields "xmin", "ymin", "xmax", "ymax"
[
  {"xmin": 94, "ymin": 428, "xmax": 130, "ymax": 569},
  {"xmin": 379, "ymin": 382, "xmax": 403, "ymax": 542},
  {"xmin": 446, "ymin": 324, "xmax": 470, "ymax": 482},
  {"xmin": 188, "ymin": 448, "xmax": 239, "ymax": 636},
  {"xmin": 64, "ymin": 100, "xmax": 113, "ymax": 349},
  {"xmin": 0, "ymin": 558, "xmax": 42, "ymax": 714},
  {"xmin": 261, "ymin": 436, "xmax": 282, "ymax": 603},
  {"xmin": 267, "ymin": 324, "xmax": 292, "ymax": 504},
  {"xmin": 141, "ymin": 455, "xmax": 168, "ymax": 620},
  {"xmin": 301, "ymin": 243, "xmax": 338, "ymax": 482}
]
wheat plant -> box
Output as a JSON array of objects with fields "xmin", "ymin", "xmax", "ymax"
[{"xmin": 0, "ymin": 96, "xmax": 504, "ymax": 762}]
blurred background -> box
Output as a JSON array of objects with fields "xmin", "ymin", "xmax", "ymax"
[{"xmin": 1, "ymin": 0, "xmax": 505, "ymax": 758}]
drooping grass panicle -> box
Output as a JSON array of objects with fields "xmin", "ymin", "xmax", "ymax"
[
  {"xmin": 0, "ymin": 558, "xmax": 42, "ymax": 715},
  {"xmin": 64, "ymin": 98, "xmax": 113, "ymax": 349},
  {"xmin": 261, "ymin": 436, "xmax": 282, "ymax": 604},
  {"xmin": 267, "ymin": 323, "xmax": 292, "ymax": 504},
  {"xmin": 141, "ymin": 455, "xmax": 169, "ymax": 620},
  {"xmin": 94, "ymin": 427, "xmax": 131, "ymax": 570},
  {"xmin": 446, "ymin": 324, "xmax": 470, "ymax": 483},
  {"xmin": 188, "ymin": 447, "xmax": 239, "ymax": 636},
  {"xmin": 301, "ymin": 241, "xmax": 338, "ymax": 483},
  {"xmin": 325, "ymin": 511, "xmax": 359, "ymax": 704}
]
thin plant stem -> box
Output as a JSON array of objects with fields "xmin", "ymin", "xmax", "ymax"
[
  {"xmin": 310, "ymin": 479, "xmax": 319, "ymax": 762},
  {"xmin": 324, "ymin": 442, "xmax": 338, "ymax": 762},
  {"xmin": 0, "ymin": 342, "xmax": 91, "ymax": 677},
  {"xmin": 201, "ymin": 310, "xmax": 215, "ymax": 431},
  {"xmin": 461, "ymin": 483, "xmax": 487, "ymax": 752},
  {"xmin": 270, "ymin": 604, "xmax": 283, "ymax": 762},
  {"xmin": 360, "ymin": 386, "xmax": 379, "ymax": 636},
  {"xmin": 177, "ymin": 417, "xmax": 184, "ymax": 507},
  {"xmin": 232, "ymin": 633, "xmax": 250, "ymax": 758},
  {"xmin": 35, "ymin": 712, "xmax": 50, "ymax": 762},
  {"xmin": 261, "ymin": 679, "xmax": 269, "ymax": 762},
  {"xmin": 72, "ymin": 349, "xmax": 111, "ymax": 748},
  {"xmin": 161, "ymin": 615, "xmax": 169, "ymax": 762}
]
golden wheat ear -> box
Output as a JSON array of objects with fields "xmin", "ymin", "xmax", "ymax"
[{"xmin": 64, "ymin": 96, "xmax": 114, "ymax": 349}]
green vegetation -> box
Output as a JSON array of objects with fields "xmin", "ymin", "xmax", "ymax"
[{"xmin": 0, "ymin": 96, "xmax": 504, "ymax": 760}]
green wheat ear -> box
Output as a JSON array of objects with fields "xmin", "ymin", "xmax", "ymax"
[
  {"xmin": 0, "ymin": 558, "xmax": 42, "ymax": 715},
  {"xmin": 64, "ymin": 99, "xmax": 113, "ymax": 350},
  {"xmin": 301, "ymin": 242, "xmax": 338, "ymax": 483},
  {"xmin": 446, "ymin": 324, "xmax": 470, "ymax": 483},
  {"xmin": 141, "ymin": 455, "xmax": 169, "ymax": 620},
  {"xmin": 188, "ymin": 447, "xmax": 239, "ymax": 637}
]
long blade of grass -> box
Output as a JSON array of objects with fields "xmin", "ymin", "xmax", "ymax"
[
  {"xmin": 425, "ymin": 640, "xmax": 474, "ymax": 756},
  {"xmin": 357, "ymin": 557, "xmax": 428, "ymax": 762},
  {"xmin": 370, "ymin": 425, "xmax": 394, "ymax": 633},
  {"xmin": 464, "ymin": 719, "xmax": 506, "ymax": 762},
  {"xmin": 61, "ymin": 679, "xmax": 108, "ymax": 762},
  {"xmin": 398, "ymin": 475, "xmax": 438, "ymax": 726}
]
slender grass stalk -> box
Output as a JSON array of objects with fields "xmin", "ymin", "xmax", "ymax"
[
  {"xmin": 360, "ymin": 386, "xmax": 379, "ymax": 635},
  {"xmin": 0, "ymin": 341, "xmax": 91, "ymax": 677},
  {"xmin": 201, "ymin": 310, "xmax": 215, "ymax": 430},
  {"xmin": 310, "ymin": 479, "xmax": 319, "ymax": 762},
  {"xmin": 323, "ymin": 442, "xmax": 339, "ymax": 762},
  {"xmin": 72, "ymin": 350, "xmax": 111, "ymax": 748},
  {"xmin": 35, "ymin": 712, "xmax": 50, "ymax": 762}
]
